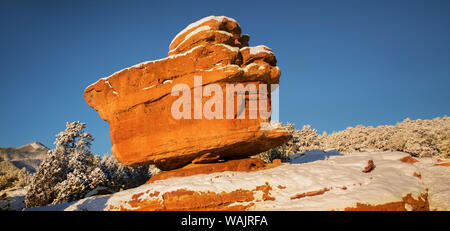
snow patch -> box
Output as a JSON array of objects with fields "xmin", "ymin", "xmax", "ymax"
[
  {"xmin": 169, "ymin": 26, "xmax": 212, "ymax": 52},
  {"xmin": 198, "ymin": 64, "xmax": 242, "ymax": 73},
  {"xmin": 243, "ymin": 63, "xmax": 259, "ymax": 72},
  {"xmin": 170, "ymin": 15, "xmax": 238, "ymax": 48},
  {"xmin": 260, "ymin": 121, "xmax": 284, "ymax": 131},
  {"xmin": 105, "ymin": 80, "xmax": 119, "ymax": 97},
  {"xmin": 142, "ymin": 85, "xmax": 155, "ymax": 90},
  {"xmin": 241, "ymin": 45, "xmax": 274, "ymax": 55},
  {"xmin": 85, "ymin": 45, "xmax": 206, "ymax": 91},
  {"xmin": 169, "ymin": 27, "xmax": 235, "ymax": 53},
  {"xmin": 216, "ymin": 44, "xmax": 239, "ymax": 53},
  {"xmin": 414, "ymin": 158, "xmax": 450, "ymax": 210}
]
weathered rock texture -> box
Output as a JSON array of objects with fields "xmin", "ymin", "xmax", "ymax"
[
  {"xmin": 84, "ymin": 16, "xmax": 291, "ymax": 170},
  {"xmin": 146, "ymin": 158, "xmax": 282, "ymax": 184}
]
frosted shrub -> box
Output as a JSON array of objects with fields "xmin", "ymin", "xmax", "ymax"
[
  {"xmin": 256, "ymin": 116, "xmax": 450, "ymax": 161},
  {"xmin": 253, "ymin": 123, "xmax": 294, "ymax": 162},
  {"xmin": 25, "ymin": 121, "xmax": 153, "ymax": 208},
  {"xmin": 437, "ymin": 138, "xmax": 450, "ymax": 158},
  {"xmin": 100, "ymin": 154, "xmax": 151, "ymax": 192},
  {"xmin": 254, "ymin": 123, "xmax": 321, "ymax": 162},
  {"xmin": 291, "ymin": 125, "xmax": 323, "ymax": 153},
  {"xmin": 0, "ymin": 161, "xmax": 20, "ymax": 191},
  {"xmin": 0, "ymin": 160, "xmax": 31, "ymax": 191},
  {"xmin": 25, "ymin": 121, "xmax": 107, "ymax": 208},
  {"xmin": 321, "ymin": 116, "xmax": 450, "ymax": 158},
  {"xmin": 16, "ymin": 168, "xmax": 33, "ymax": 188}
]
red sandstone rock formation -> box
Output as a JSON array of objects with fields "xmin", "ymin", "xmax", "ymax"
[
  {"xmin": 344, "ymin": 193, "xmax": 429, "ymax": 211},
  {"xmin": 290, "ymin": 188, "xmax": 330, "ymax": 200},
  {"xmin": 398, "ymin": 156, "xmax": 419, "ymax": 164},
  {"xmin": 84, "ymin": 16, "xmax": 291, "ymax": 170},
  {"xmin": 362, "ymin": 160, "xmax": 375, "ymax": 173},
  {"xmin": 146, "ymin": 158, "xmax": 281, "ymax": 184},
  {"xmin": 434, "ymin": 162, "xmax": 450, "ymax": 166}
]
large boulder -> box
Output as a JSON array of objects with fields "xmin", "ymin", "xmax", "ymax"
[{"xmin": 84, "ymin": 16, "xmax": 291, "ymax": 170}]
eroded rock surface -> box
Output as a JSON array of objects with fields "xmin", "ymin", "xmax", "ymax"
[
  {"xmin": 146, "ymin": 158, "xmax": 282, "ymax": 184},
  {"xmin": 84, "ymin": 16, "xmax": 291, "ymax": 170}
]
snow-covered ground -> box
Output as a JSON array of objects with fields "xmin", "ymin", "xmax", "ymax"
[
  {"xmin": 0, "ymin": 187, "xmax": 27, "ymax": 211},
  {"xmin": 26, "ymin": 151, "xmax": 450, "ymax": 211},
  {"xmin": 414, "ymin": 158, "xmax": 450, "ymax": 210}
]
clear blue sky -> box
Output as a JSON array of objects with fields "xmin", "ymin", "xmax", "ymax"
[{"xmin": 1, "ymin": 0, "xmax": 449, "ymax": 155}]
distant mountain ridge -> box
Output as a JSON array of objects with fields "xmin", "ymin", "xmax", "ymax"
[{"xmin": 0, "ymin": 142, "xmax": 48, "ymax": 173}]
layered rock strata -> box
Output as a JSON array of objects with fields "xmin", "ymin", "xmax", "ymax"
[{"xmin": 84, "ymin": 16, "xmax": 291, "ymax": 170}]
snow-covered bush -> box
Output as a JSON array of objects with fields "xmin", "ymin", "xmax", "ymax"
[
  {"xmin": 255, "ymin": 116, "xmax": 450, "ymax": 161},
  {"xmin": 437, "ymin": 137, "xmax": 450, "ymax": 158},
  {"xmin": 253, "ymin": 123, "xmax": 297, "ymax": 163},
  {"xmin": 16, "ymin": 168, "xmax": 33, "ymax": 188},
  {"xmin": 25, "ymin": 122, "xmax": 107, "ymax": 208},
  {"xmin": 321, "ymin": 116, "xmax": 450, "ymax": 158},
  {"xmin": 0, "ymin": 161, "xmax": 20, "ymax": 191},
  {"xmin": 25, "ymin": 121, "xmax": 153, "ymax": 208},
  {"xmin": 0, "ymin": 160, "xmax": 32, "ymax": 191},
  {"xmin": 100, "ymin": 154, "xmax": 151, "ymax": 192}
]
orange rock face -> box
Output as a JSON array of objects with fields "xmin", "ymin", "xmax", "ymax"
[
  {"xmin": 362, "ymin": 160, "xmax": 375, "ymax": 173},
  {"xmin": 434, "ymin": 162, "xmax": 450, "ymax": 167},
  {"xmin": 84, "ymin": 16, "xmax": 291, "ymax": 170},
  {"xmin": 146, "ymin": 158, "xmax": 281, "ymax": 183},
  {"xmin": 398, "ymin": 156, "xmax": 419, "ymax": 164},
  {"xmin": 290, "ymin": 188, "xmax": 331, "ymax": 200}
]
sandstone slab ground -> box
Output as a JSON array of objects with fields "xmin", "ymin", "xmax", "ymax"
[{"xmin": 28, "ymin": 151, "xmax": 450, "ymax": 211}]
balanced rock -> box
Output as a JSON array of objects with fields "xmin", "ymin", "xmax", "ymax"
[{"xmin": 84, "ymin": 16, "xmax": 291, "ymax": 170}]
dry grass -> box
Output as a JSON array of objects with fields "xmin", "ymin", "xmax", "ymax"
[{"xmin": 0, "ymin": 161, "xmax": 22, "ymax": 191}]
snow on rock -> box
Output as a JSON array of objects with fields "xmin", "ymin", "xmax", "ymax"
[
  {"xmin": 83, "ymin": 16, "xmax": 289, "ymax": 171},
  {"xmin": 169, "ymin": 16, "xmax": 239, "ymax": 49},
  {"xmin": 216, "ymin": 43, "xmax": 240, "ymax": 53},
  {"xmin": 85, "ymin": 44, "xmax": 207, "ymax": 91},
  {"xmin": 28, "ymin": 152, "xmax": 450, "ymax": 211},
  {"xmin": 141, "ymin": 85, "xmax": 155, "ymax": 90},
  {"xmin": 243, "ymin": 63, "xmax": 259, "ymax": 72},
  {"xmin": 168, "ymin": 15, "xmax": 244, "ymax": 56},
  {"xmin": 414, "ymin": 158, "xmax": 450, "ymax": 210},
  {"xmin": 240, "ymin": 45, "xmax": 274, "ymax": 55},
  {"xmin": 169, "ymin": 25, "xmax": 212, "ymax": 52},
  {"xmin": 169, "ymin": 26, "xmax": 235, "ymax": 54}
]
